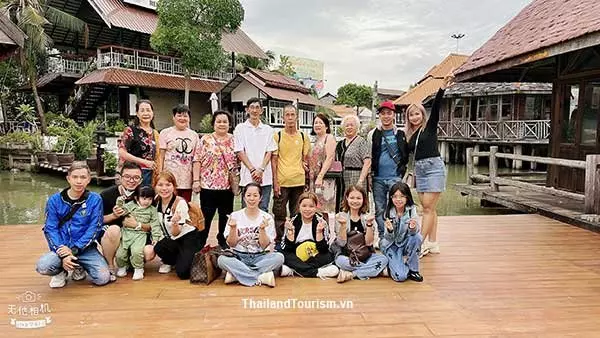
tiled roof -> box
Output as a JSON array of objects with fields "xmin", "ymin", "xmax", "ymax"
[
  {"xmin": 89, "ymin": 0, "xmax": 268, "ymax": 59},
  {"xmin": 444, "ymin": 82, "xmax": 553, "ymax": 97},
  {"xmin": 394, "ymin": 54, "xmax": 467, "ymax": 105},
  {"xmin": 237, "ymin": 72, "xmax": 320, "ymax": 106},
  {"xmin": 0, "ymin": 14, "xmax": 25, "ymax": 47},
  {"xmin": 247, "ymin": 68, "xmax": 310, "ymax": 93},
  {"xmin": 456, "ymin": 0, "xmax": 600, "ymax": 76},
  {"xmin": 421, "ymin": 53, "xmax": 469, "ymax": 83},
  {"xmin": 377, "ymin": 88, "xmax": 405, "ymax": 97},
  {"xmin": 76, "ymin": 68, "xmax": 224, "ymax": 93}
]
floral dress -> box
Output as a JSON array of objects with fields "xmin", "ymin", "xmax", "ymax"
[
  {"xmin": 308, "ymin": 135, "xmax": 336, "ymax": 214},
  {"xmin": 196, "ymin": 133, "xmax": 238, "ymax": 190}
]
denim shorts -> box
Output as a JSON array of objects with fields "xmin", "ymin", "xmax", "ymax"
[{"xmin": 414, "ymin": 156, "xmax": 446, "ymax": 193}]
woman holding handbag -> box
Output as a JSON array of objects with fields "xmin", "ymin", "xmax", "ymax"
[
  {"xmin": 308, "ymin": 113, "xmax": 338, "ymax": 228},
  {"xmin": 331, "ymin": 185, "xmax": 388, "ymax": 283},
  {"xmin": 404, "ymin": 74, "xmax": 453, "ymax": 257},
  {"xmin": 197, "ymin": 110, "xmax": 239, "ymax": 249}
]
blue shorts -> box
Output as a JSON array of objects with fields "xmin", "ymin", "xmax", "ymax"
[{"xmin": 415, "ymin": 156, "xmax": 446, "ymax": 193}]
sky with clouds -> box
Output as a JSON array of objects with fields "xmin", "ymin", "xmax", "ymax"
[{"xmin": 238, "ymin": 0, "xmax": 531, "ymax": 95}]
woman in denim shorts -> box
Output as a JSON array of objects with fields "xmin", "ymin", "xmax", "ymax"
[{"xmin": 404, "ymin": 74, "xmax": 453, "ymax": 257}]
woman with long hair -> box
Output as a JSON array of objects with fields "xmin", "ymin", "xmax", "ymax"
[
  {"xmin": 153, "ymin": 171, "xmax": 205, "ymax": 279},
  {"xmin": 118, "ymin": 100, "xmax": 160, "ymax": 186},
  {"xmin": 404, "ymin": 74, "xmax": 453, "ymax": 257},
  {"xmin": 381, "ymin": 181, "xmax": 423, "ymax": 282},
  {"xmin": 197, "ymin": 110, "xmax": 238, "ymax": 249},
  {"xmin": 331, "ymin": 185, "xmax": 388, "ymax": 283},
  {"xmin": 218, "ymin": 182, "xmax": 284, "ymax": 287}
]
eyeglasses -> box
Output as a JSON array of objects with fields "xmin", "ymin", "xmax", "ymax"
[{"xmin": 122, "ymin": 175, "xmax": 141, "ymax": 182}]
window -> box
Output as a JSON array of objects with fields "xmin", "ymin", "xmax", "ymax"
[
  {"xmin": 452, "ymin": 98, "xmax": 465, "ymax": 120},
  {"xmin": 501, "ymin": 96, "xmax": 512, "ymax": 120},
  {"xmin": 561, "ymin": 84, "xmax": 579, "ymax": 143},
  {"xmin": 268, "ymin": 101, "xmax": 286, "ymax": 125},
  {"xmin": 488, "ymin": 96, "xmax": 499, "ymax": 121},
  {"xmin": 477, "ymin": 97, "xmax": 487, "ymax": 120},
  {"xmin": 525, "ymin": 96, "xmax": 544, "ymax": 119},
  {"xmin": 581, "ymin": 81, "xmax": 600, "ymax": 145}
]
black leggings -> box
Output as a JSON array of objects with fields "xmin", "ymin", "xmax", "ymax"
[
  {"xmin": 200, "ymin": 189, "xmax": 234, "ymax": 246},
  {"xmin": 282, "ymin": 251, "xmax": 334, "ymax": 277},
  {"xmin": 154, "ymin": 230, "xmax": 205, "ymax": 279}
]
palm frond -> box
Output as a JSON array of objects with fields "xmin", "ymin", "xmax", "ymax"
[{"xmin": 44, "ymin": 6, "xmax": 88, "ymax": 47}]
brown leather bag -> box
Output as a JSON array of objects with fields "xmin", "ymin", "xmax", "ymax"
[
  {"xmin": 345, "ymin": 230, "xmax": 372, "ymax": 266},
  {"xmin": 190, "ymin": 246, "xmax": 223, "ymax": 285}
]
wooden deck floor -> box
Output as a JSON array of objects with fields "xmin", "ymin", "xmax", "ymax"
[
  {"xmin": 455, "ymin": 183, "xmax": 600, "ymax": 233},
  {"xmin": 2, "ymin": 214, "xmax": 600, "ymax": 337}
]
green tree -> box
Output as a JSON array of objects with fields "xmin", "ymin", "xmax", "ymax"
[
  {"xmin": 3, "ymin": 0, "xmax": 89, "ymax": 134},
  {"xmin": 236, "ymin": 49, "xmax": 275, "ymax": 71},
  {"xmin": 275, "ymin": 55, "xmax": 295, "ymax": 77},
  {"xmin": 151, "ymin": 0, "xmax": 244, "ymax": 105},
  {"xmin": 336, "ymin": 83, "xmax": 373, "ymax": 108}
]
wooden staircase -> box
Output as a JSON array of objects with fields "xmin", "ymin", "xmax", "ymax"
[{"xmin": 67, "ymin": 84, "xmax": 110, "ymax": 124}]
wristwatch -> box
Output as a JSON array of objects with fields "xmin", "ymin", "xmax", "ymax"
[{"xmin": 70, "ymin": 247, "xmax": 79, "ymax": 256}]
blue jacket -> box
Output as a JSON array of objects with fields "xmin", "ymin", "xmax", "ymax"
[
  {"xmin": 43, "ymin": 189, "xmax": 103, "ymax": 253},
  {"xmin": 380, "ymin": 205, "xmax": 420, "ymax": 253}
]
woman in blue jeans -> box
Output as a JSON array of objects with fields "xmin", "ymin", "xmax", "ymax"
[
  {"xmin": 331, "ymin": 185, "xmax": 388, "ymax": 283},
  {"xmin": 217, "ymin": 182, "xmax": 284, "ymax": 287},
  {"xmin": 380, "ymin": 181, "xmax": 423, "ymax": 282},
  {"xmin": 404, "ymin": 74, "xmax": 453, "ymax": 256}
]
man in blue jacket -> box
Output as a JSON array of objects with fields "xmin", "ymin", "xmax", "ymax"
[{"xmin": 35, "ymin": 162, "xmax": 110, "ymax": 288}]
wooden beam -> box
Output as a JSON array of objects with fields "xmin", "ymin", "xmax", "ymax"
[
  {"xmin": 466, "ymin": 147, "xmax": 474, "ymax": 185},
  {"xmin": 495, "ymin": 153, "xmax": 586, "ymax": 169}
]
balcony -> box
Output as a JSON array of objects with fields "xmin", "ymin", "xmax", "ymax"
[
  {"xmin": 96, "ymin": 45, "xmax": 234, "ymax": 82},
  {"xmin": 437, "ymin": 120, "xmax": 551, "ymax": 142},
  {"xmin": 47, "ymin": 56, "xmax": 91, "ymax": 75}
]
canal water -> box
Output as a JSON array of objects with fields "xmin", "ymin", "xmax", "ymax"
[{"xmin": 0, "ymin": 165, "xmax": 513, "ymax": 225}]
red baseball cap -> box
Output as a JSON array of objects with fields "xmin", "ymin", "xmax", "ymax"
[{"xmin": 378, "ymin": 101, "xmax": 396, "ymax": 113}]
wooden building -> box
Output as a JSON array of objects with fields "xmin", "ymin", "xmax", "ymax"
[
  {"xmin": 438, "ymin": 82, "xmax": 552, "ymax": 167},
  {"xmin": 0, "ymin": 15, "xmax": 25, "ymax": 61},
  {"xmin": 455, "ymin": 0, "xmax": 600, "ymax": 193},
  {"xmin": 220, "ymin": 68, "xmax": 320, "ymax": 135},
  {"xmin": 30, "ymin": 0, "xmax": 267, "ymax": 129}
]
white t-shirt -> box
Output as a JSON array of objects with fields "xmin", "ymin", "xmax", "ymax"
[
  {"xmin": 224, "ymin": 209, "xmax": 276, "ymax": 253},
  {"xmin": 158, "ymin": 199, "xmax": 194, "ymax": 240},
  {"xmin": 233, "ymin": 120, "xmax": 277, "ymax": 186},
  {"xmin": 296, "ymin": 223, "xmax": 314, "ymax": 243},
  {"xmin": 159, "ymin": 126, "xmax": 200, "ymax": 189}
]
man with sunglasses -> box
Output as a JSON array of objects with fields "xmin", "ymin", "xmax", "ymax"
[{"xmin": 99, "ymin": 161, "xmax": 154, "ymax": 281}]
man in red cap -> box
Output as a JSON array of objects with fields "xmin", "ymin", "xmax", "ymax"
[{"xmin": 366, "ymin": 101, "xmax": 409, "ymax": 242}]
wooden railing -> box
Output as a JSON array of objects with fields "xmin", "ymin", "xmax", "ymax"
[
  {"xmin": 96, "ymin": 45, "xmax": 234, "ymax": 82},
  {"xmin": 0, "ymin": 121, "xmax": 38, "ymax": 135},
  {"xmin": 466, "ymin": 146, "xmax": 600, "ymax": 214},
  {"xmin": 439, "ymin": 120, "xmax": 550, "ymax": 141}
]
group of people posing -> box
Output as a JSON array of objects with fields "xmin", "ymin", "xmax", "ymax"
[{"xmin": 35, "ymin": 75, "xmax": 452, "ymax": 288}]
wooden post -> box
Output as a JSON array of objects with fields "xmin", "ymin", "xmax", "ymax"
[
  {"xmin": 489, "ymin": 146, "xmax": 499, "ymax": 192},
  {"xmin": 8, "ymin": 153, "xmax": 13, "ymax": 169},
  {"xmin": 513, "ymin": 145, "xmax": 523, "ymax": 169},
  {"xmin": 466, "ymin": 147, "xmax": 473, "ymax": 185},
  {"xmin": 473, "ymin": 144, "xmax": 480, "ymax": 166},
  {"xmin": 530, "ymin": 147, "xmax": 537, "ymax": 171},
  {"xmin": 584, "ymin": 154, "xmax": 600, "ymax": 214}
]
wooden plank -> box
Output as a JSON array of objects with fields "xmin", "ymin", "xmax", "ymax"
[
  {"xmin": 584, "ymin": 154, "xmax": 600, "ymax": 214},
  {"xmin": 3, "ymin": 214, "xmax": 600, "ymax": 336},
  {"xmin": 466, "ymin": 147, "xmax": 474, "ymax": 184},
  {"xmin": 495, "ymin": 152, "xmax": 586, "ymax": 169},
  {"xmin": 489, "ymin": 146, "xmax": 499, "ymax": 192}
]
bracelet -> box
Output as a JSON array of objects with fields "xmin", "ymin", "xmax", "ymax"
[{"xmin": 250, "ymin": 168, "xmax": 256, "ymax": 173}]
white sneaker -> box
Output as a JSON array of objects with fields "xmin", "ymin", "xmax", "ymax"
[
  {"xmin": 71, "ymin": 267, "xmax": 86, "ymax": 281},
  {"xmin": 116, "ymin": 267, "xmax": 128, "ymax": 277},
  {"xmin": 158, "ymin": 264, "xmax": 172, "ymax": 274},
  {"xmin": 337, "ymin": 269, "xmax": 354, "ymax": 283},
  {"xmin": 132, "ymin": 268, "xmax": 144, "ymax": 280},
  {"xmin": 316, "ymin": 264, "xmax": 339, "ymax": 279},
  {"xmin": 109, "ymin": 269, "xmax": 117, "ymax": 282},
  {"xmin": 428, "ymin": 241, "xmax": 440, "ymax": 254},
  {"xmin": 380, "ymin": 267, "xmax": 390, "ymax": 277},
  {"xmin": 224, "ymin": 271, "xmax": 237, "ymax": 284},
  {"xmin": 419, "ymin": 240, "xmax": 430, "ymax": 258},
  {"xmin": 280, "ymin": 264, "xmax": 294, "ymax": 277},
  {"xmin": 257, "ymin": 271, "xmax": 276, "ymax": 287},
  {"xmin": 49, "ymin": 271, "xmax": 67, "ymax": 288}
]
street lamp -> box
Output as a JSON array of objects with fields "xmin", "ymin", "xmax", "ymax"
[{"xmin": 451, "ymin": 33, "xmax": 465, "ymax": 52}]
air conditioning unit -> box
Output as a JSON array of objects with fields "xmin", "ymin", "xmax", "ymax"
[{"xmin": 123, "ymin": 0, "xmax": 157, "ymax": 10}]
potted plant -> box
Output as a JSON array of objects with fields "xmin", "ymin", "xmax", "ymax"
[
  {"xmin": 53, "ymin": 133, "xmax": 75, "ymax": 167},
  {"xmin": 103, "ymin": 151, "xmax": 118, "ymax": 176}
]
